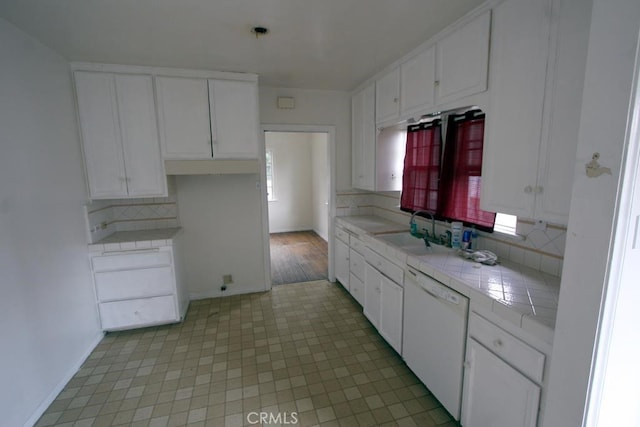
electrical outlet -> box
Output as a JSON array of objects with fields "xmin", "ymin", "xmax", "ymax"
[{"xmin": 223, "ymin": 274, "xmax": 233, "ymax": 285}]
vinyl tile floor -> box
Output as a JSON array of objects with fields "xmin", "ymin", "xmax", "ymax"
[{"xmin": 36, "ymin": 281, "xmax": 458, "ymax": 427}]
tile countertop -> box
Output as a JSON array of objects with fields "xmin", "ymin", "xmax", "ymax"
[
  {"xmin": 336, "ymin": 216, "xmax": 560, "ymax": 344},
  {"xmin": 88, "ymin": 227, "xmax": 183, "ymax": 252}
]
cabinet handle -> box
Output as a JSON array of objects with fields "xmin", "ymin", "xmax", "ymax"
[
  {"xmin": 524, "ymin": 185, "xmax": 533, "ymax": 194},
  {"xmin": 393, "ymin": 97, "xmax": 398, "ymax": 103},
  {"xmin": 493, "ymin": 339, "xmax": 503, "ymax": 348},
  {"xmin": 434, "ymin": 80, "xmax": 440, "ymax": 87}
]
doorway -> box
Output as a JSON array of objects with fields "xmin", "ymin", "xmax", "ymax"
[{"xmin": 264, "ymin": 130, "xmax": 330, "ymax": 285}]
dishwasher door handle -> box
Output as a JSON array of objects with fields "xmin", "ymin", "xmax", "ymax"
[{"xmin": 417, "ymin": 281, "xmax": 442, "ymax": 300}]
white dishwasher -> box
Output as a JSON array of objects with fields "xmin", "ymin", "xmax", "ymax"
[{"xmin": 402, "ymin": 266, "xmax": 469, "ymax": 420}]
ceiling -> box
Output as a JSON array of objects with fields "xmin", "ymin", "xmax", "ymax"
[{"xmin": 0, "ymin": 0, "xmax": 485, "ymax": 91}]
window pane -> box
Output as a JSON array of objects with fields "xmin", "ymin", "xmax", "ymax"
[
  {"xmin": 494, "ymin": 213, "xmax": 518, "ymax": 235},
  {"xmin": 266, "ymin": 149, "xmax": 275, "ymax": 201}
]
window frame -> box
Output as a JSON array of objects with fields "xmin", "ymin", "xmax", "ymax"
[{"xmin": 265, "ymin": 149, "xmax": 276, "ymax": 202}]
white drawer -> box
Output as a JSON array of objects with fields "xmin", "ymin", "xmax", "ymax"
[
  {"xmin": 365, "ymin": 248, "xmax": 403, "ymax": 285},
  {"xmin": 349, "ymin": 273, "xmax": 365, "ymax": 306},
  {"xmin": 95, "ymin": 266, "xmax": 174, "ymax": 302},
  {"xmin": 350, "ymin": 236, "xmax": 367, "ymax": 254},
  {"xmin": 98, "ymin": 295, "xmax": 177, "ymax": 331},
  {"xmin": 469, "ymin": 312, "xmax": 545, "ymax": 383},
  {"xmin": 349, "ymin": 249, "xmax": 365, "ymax": 281},
  {"xmin": 92, "ymin": 249, "xmax": 171, "ymax": 272},
  {"xmin": 335, "ymin": 227, "xmax": 350, "ymax": 244}
]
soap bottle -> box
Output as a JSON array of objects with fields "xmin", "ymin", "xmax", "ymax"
[
  {"xmin": 470, "ymin": 226, "xmax": 478, "ymax": 250},
  {"xmin": 451, "ymin": 222, "xmax": 463, "ymax": 249}
]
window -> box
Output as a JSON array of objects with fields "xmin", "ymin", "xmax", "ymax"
[
  {"xmin": 400, "ymin": 120, "xmax": 442, "ymax": 212},
  {"xmin": 400, "ymin": 110, "xmax": 496, "ymax": 232},
  {"xmin": 439, "ymin": 112, "xmax": 496, "ymax": 230},
  {"xmin": 266, "ymin": 149, "xmax": 275, "ymax": 201}
]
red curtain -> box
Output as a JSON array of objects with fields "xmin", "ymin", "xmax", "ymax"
[
  {"xmin": 400, "ymin": 121, "xmax": 441, "ymax": 213},
  {"xmin": 439, "ymin": 114, "xmax": 496, "ymax": 230}
]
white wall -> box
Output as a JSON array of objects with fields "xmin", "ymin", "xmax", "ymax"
[
  {"xmin": 266, "ymin": 132, "xmax": 314, "ymax": 233},
  {"xmin": 259, "ymin": 86, "xmax": 351, "ymax": 191},
  {"xmin": 542, "ymin": 0, "xmax": 640, "ymax": 425},
  {"xmin": 0, "ymin": 18, "xmax": 102, "ymax": 427},
  {"xmin": 311, "ymin": 133, "xmax": 329, "ymax": 241},
  {"xmin": 176, "ymin": 174, "xmax": 267, "ymax": 299}
]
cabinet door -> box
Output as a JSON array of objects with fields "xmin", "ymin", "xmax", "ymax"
[
  {"xmin": 363, "ymin": 264, "xmax": 382, "ymax": 328},
  {"xmin": 534, "ymin": 0, "xmax": 591, "ymax": 224},
  {"xmin": 461, "ymin": 339, "xmax": 540, "ymax": 427},
  {"xmin": 74, "ymin": 71, "xmax": 128, "ymax": 198},
  {"xmin": 209, "ymin": 79, "xmax": 259, "ymax": 158},
  {"xmin": 375, "ymin": 67, "xmax": 400, "ymax": 125},
  {"xmin": 352, "ymin": 83, "xmax": 376, "ymax": 191},
  {"xmin": 156, "ymin": 76, "xmax": 212, "ymax": 159},
  {"xmin": 481, "ymin": 0, "xmax": 550, "ymax": 217},
  {"xmin": 349, "ymin": 273, "xmax": 365, "ymax": 306},
  {"xmin": 400, "ymin": 46, "xmax": 436, "ymax": 117},
  {"xmin": 436, "ymin": 11, "xmax": 491, "ymax": 105},
  {"xmin": 114, "ymin": 74, "xmax": 166, "ymax": 197},
  {"xmin": 335, "ymin": 237, "xmax": 350, "ymax": 290},
  {"xmin": 379, "ymin": 276, "xmax": 403, "ymax": 354}
]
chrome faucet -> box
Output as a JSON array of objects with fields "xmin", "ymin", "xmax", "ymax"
[{"xmin": 410, "ymin": 210, "xmax": 436, "ymax": 239}]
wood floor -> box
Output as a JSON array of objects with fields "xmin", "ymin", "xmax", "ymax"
[{"xmin": 270, "ymin": 230, "xmax": 328, "ymax": 286}]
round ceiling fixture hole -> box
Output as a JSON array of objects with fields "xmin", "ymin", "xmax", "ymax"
[{"xmin": 252, "ymin": 26, "xmax": 269, "ymax": 38}]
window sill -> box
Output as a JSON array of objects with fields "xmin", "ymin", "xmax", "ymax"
[{"xmin": 491, "ymin": 229, "xmax": 526, "ymax": 241}]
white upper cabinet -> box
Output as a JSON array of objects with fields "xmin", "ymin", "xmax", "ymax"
[
  {"xmin": 482, "ymin": 0, "xmax": 587, "ymax": 223},
  {"xmin": 400, "ymin": 46, "xmax": 436, "ymax": 118},
  {"xmin": 435, "ymin": 11, "xmax": 491, "ymax": 105},
  {"xmin": 74, "ymin": 71, "xmax": 166, "ymax": 199},
  {"xmin": 114, "ymin": 75, "xmax": 167, "ymax": 197},
  {"xmin": 352, "ymin": 83, "xmax": 376, "ymax": 191},
  {"xmin": 374, "ymin": 11, "xmax": 490, "ymax": 128},
  {"xmin": 156, "ymin": 76, "xmax": 260, "ymax": 160},
  {"xmin": 375, "ymin": 67, "xmax": 401, "ymax": 125},
  {"xmin": 208, "ymin": 79, "xmax": 259, "ymax": 158},
  {"xmin": 534, "ymin": 0, "xmax": 591, "ymax": 223},
  {"xmin": 156, "ymin": 76, "xmax": 212, "ymax": 159}
]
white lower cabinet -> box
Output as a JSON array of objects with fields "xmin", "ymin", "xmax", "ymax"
[
  {"xmin": 335, "ymin": 235, "xmax": 350, "ymax": 290},
  {"xmin": 461, "ymin": 339, "xmax": 540, "ymax": 427},
  {"xmin": 364, "ymin": 263, "xmax": 382, "ymax": 328},
  {"xmin": 364, "ymin": 261, "xmax": 403, "ymax": 354},
  {"xmin": 349, "ymin": 273, "xmax": 365, "ymax": 306},
  {"xmin": 461, "ymin": 312, "xmax": 545, "ymax": 427},
  {"xmin": 99, "ymin": 295, "xmax": 178, "ymax": 332},
  {"xmin": 334, "ymin": 223, "xmax": 369, "ymax": 305},
  {"xmin": 378, "ymin": 275, "xmax": 403, "ymax": 353},
  {"xmin": 90, "ymin": 243, "xmax": 188, "ymax": 331}
]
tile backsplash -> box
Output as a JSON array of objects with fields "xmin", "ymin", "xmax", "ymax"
[
  {"xmin": 337, "ymin": 190, "xmax": 566, "ymax": 277},
  {"xmin": 85, "ymin": 178, "xmax": 180, "ymax": 243}
]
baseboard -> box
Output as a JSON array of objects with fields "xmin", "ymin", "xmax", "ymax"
[
  {"xmin": 24, "ymin": 331, "xmax": 104, "ymax": 427},
  {"xmin": 269, "ymin": 226, "xmax": 313, "ymax": 234}
]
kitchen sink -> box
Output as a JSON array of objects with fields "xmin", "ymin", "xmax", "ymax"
[{"xmin": 376, "ymin": 232, "xmax": 450, "ymax": 256}]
